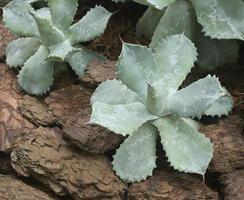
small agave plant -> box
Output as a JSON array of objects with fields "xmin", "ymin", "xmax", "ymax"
[
  {"xmin": 3, "ymin": 0, "xmax": 112, "ymax": 95},
  {"xmin": 90, "ymin": 34, "xmax": 233, "ymax": 182}
]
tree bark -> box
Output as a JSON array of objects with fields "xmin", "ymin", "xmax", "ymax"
[
  {"xmin": 11, "ymin": 127, "xmax": 126, "ymax": 200},
  {"xmin": 128, "ymin": 170, "xmax": 219, "ymax": 200},
  {"xmin": 220, "ymin": 169, "xmax": 244, "ymax": 200},
  {"xmin": 0, "ymin": 175, "xmax": 56, "ymax": 200},
  {"xmin": 200, "ymin": 115, "xmax": 244, "ymax": 173}
]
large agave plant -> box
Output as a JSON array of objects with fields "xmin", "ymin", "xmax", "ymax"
[
  {"xmin": 3, "ymin": 0, "xmax": 112, "ymax": 95},
  {"xmin": 90, "ymin": 34, "xmax": 233, "ymax": 182},
  {"xmin": 114, "ymin": 0, "xmax": 244, "ymax": 70}
]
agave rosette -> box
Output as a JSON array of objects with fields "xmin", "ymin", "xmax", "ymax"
[
  {"xmin": 90, "ymin": 34, "xmax": 233, "ymax": 182},
  {"xmin": 3, "ymin": 0, "xmax": 112, "ymax": 95}
]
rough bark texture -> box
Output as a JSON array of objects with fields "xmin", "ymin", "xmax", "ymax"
[
  {"xmin": 0, "ymin": 64, "xmax": 35, "ymax": 152},
  {"xmin": 63, "ymin": 109, "xmax": 123, "ymax": 154},
  {"xmin": 19, "ymin": 95, "xmax": 57, "ymax": 126},
  {"xmin": 0, "ymin": 21, "xmax": 16, "ymax": 60},
  {"xmin": 128, "ymin": 170, "xmax": 219, "ymax": 200},
  {"xmin": 200, "ymin": 115, "xmax": 244, "ymax": 173},
  {"xmin": 221, "ymin": 169, "xmax": 244, "ymax": 200},
  {"xmin": 80, "ymin": 60, "xmax": 117, "ymax": 88},
  {"xmin": 0, "ymin": 175, "xmax": 56, "ymax": 200},
  {"xmin": 11, "ymin": 127, "xmax": 126, "ymax": 200},
  {"xmin": 44, "ymin": 85, "xmax": 92, "ymax": 120},
  {"xmin": 45, "ymin": 85, "xmax": 123, "ymax": 154},
  {"xmin": 220, "ymin": 169, "xmax": 244, "ymax": 200}
]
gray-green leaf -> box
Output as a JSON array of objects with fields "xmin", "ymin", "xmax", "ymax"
[
  {"xmin": 134, "ymin": 0, "xmax": 176, "ymax": 10},
  {"xmin": 6, "ymin": 38, "xmax": 40, "ymax": 67},
  {"xmin": 90, "ymin": 102, "xmax": 157, "ymax": 136},
  {"xmin": 32, "ymin": 11, "xmax": 65, "ymax": 46},
  {"xmin": 91, "ymin": 80, "xmax": 140, "ymax": 105},
  {"xmin": 68, "ymin": 6, "xmax": 112, "ymax": 44},
  {"xmin": 3, "ymin": 0, "xmax": 39, "ymax": 37},
  {"xmin": 48, "ymin": 0, "xmax": 78, "ymax": 33},
  {"xmin": 48, "ymin": 40, "xmax": 74, "ymax": 61},
  {"xmin": 167, "ymin": 75, "xmax": 232, "ymax": 118},
  {"xmin": 66, "ymin": 48, "xmax": 106, "ymax": 77},
  {"xmin": 18, "ymin": 46, "xmax": 54, "ymax": 95},
  {"xmin": 112, "ymin": 123, "xmax": 157, "ymax": 182},
  {"xmin": 153, "ymin": 116, "xmax": 213, "ymax": 175},
  {"xmin": 136, "ymin": 6, "xmax": 165, "ymax": 37},
  {"xmin": 150, "ymin": 0, "xmax": 196, "ymax": 48},
  {"xmin": 192, "ymin": 0, "xmax": 244, "ymax": 40}
]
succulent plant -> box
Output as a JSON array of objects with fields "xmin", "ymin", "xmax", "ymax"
[
  {"xmin": 90, "ymin": 34, "xmax": 233, "ymax": 182},
  {"xmin": 3, "ymin": 0, "xmax": 112, "ymax": 95},
  {"xmin": 114, "ymin": 0, "xmax": 243, "ymax": 70}
]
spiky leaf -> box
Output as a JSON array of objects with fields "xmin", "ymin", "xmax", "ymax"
[
  {"xmin": 67, "ymin": 48, "xmax": 106, "ymax": 76},
  {"xmin": 136, "ymin": 6, "xmax": 165, "ymax": 37},
  {"xmin": 68, "ymin": 6, "xmax": 112, "ymax": 44},
  {"xmin": 167, "ymin": 75, "xmax": 232, "ymax": 118},
  {"xmin": 91, "ymin": 80, "xmax": 139, "ymax": 105},
  {"xmin": 117, "ymin": 43, "xmax": 157, "ymax": 100},
  {"xmin": 3, "ymin": 0, "xmax": 39, "ymax": 37},
  {"xmin": 32, "ymin": 11, "xmax": 65, "ymax": 46},
  {"xmin": 6, "ymin": 38, "xmax": 40, "ymax": 67},
  {"xmin": 90, "ymin": 102, "xmax": 157, "ymax": 136},
  {"xmin": 153, "ymin": 116, "xmax": 213, "ymax": 175},
  {"xmin": 48, "ymin": 40, "xmax": 74, "ymax": 61},
  {"xmin": 134, "ymin": 0, "xmax": 176, "ymax": 9},
  {"xmin": 18, "ymin": 46, "xmax": 54, "ymax": 95},
  {"xmin": 48, "ymin": 0, "xmax": 78, "ymax": 32},
  {"xmin": 192, "ymin": 0, "xmax": 244, "ymax": 40},
  {"xmin": 150, "ymin": 0, "xmax": 196, "ymax": 48},
  {"xmin": 153, "ymin": 34, "xmax": 197, "ymax": 90},
  {"xmin": 112, "ymin": 123, "xmax": 157, "ymax": 182}
]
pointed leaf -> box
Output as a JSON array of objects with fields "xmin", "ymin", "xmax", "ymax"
[
  {"xmin": 150, "ymin": 0, "xmax": 196, "ymax": 48},
  {"xmin": 90, "ymin": 102, "xmax": 157, "ymax": 136},
  {"xmin": 192, "ymin": 0, "xmax": 244, "ymax": 40},
  {"xmin": 117, "ymin": 43, "xmax": 158, "ymax": 100},
  {"xmin": 18, "ymin": 46, "xmax": 54, "ymax": 95},
  {"xmin": 196, "ymin": 31, "xmax": 240, "ymax": 70},
  {"xmin": 48, "ymin": 0, "xmax": 78, "ymax": 32},
  {"xmin": 68, "ymin": 6, "xmax": 112, "ymax": 44},
  {"xmin": 204, "ymin": 89, "xmax": 233, "ymax": 116},
  {"xmin": 32, "ymin": 11, "xmax": 65, "ymax": 46},
  {"xmin": 153, "ymin": 116, "xmax": 213, "ymax": 175},
  {"xmin": 136, "ymin": 6, "xmax": 165, "ymax": 37},
  {"xmin": 113, "ymin": 123, "xmax": 157, "ymax": 182},
  {"xmin": 91, "ymin": 80, "xmax": 139, "ymax": 105},
  {"xmin": 167, "ymin": 75, "xmax": 233, "ymax": 118},
  {"xmin": 134, "ymin": 0, "xmax": 176, "ymax": 9},
  {"xmin": 66, "ymin": 48, "xmax": 106, "ymax": 77},
  {"xmin": 3, "ymin": 0, "xmax": 39, "ymax": 37},
  {"xmin": 6, "ymin": 38, "xmax": 40, "ymax": 67},
  {"xmin": 153, "ymin": 34, "xmax": 197, "ymax": 90},
  {"xmin": 48, "ymin": 40, "xmax": 74, "ymax": 61}
]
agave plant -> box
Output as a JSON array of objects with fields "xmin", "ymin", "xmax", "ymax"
[
  {"xmin": 3, "ymin": 0, "xmax": 112, "ymax": 95},
  {"xmin": 114, "ymin": 0, "xmax": 243, "ymax": 70},
  {"xmin": 90, "ymin": 34, "xmax": 233, "ymax": 182}
]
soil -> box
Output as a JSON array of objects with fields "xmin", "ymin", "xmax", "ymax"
[{"xmin": 0, "ymin": 1, "xmax": 244, "ymax": 200}]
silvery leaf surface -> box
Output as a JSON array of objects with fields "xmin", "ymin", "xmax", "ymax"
[
  {"xmin": 153, "ymin": 115, "xmax": 213, "ymax": 175},
  {"xmin": 68, "ymin": 6, "xmax": 112, "ymax": 44},
  {"xmin": 150, "ymin": 0, "xmax": 196, "ymax": 48},
  {"xmin": 6, "ymin": 38, "xmax": 41, "ymax": 67},
  {"xmin": 112, "ymin": 123, "xmax": 157, "ymax": 182},
  {"xmin": 18, "ymin": 46, "xmax": 54, "ymax": 95},
  {"xmin": 3, "ymin": 0, "xmax": 39, "ymax": 37},
  {"xmin": 48, "ymin": 0, "xmax": 78, "ymax": 33},
  {"xmin": 136, "ymin": 6, "xmax": 165, "ymax": 37},
  {"xmin": 192, "ymin": 0, "xmax": 244, "ymax": 40},
  {"xmin": 167, "ymin": 75, "xmax": 233, "ymax": 118}
]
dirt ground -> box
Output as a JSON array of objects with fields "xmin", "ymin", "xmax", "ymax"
[{"xmin": 0, "ymin": 1, "xmax": 243, "ymax": 200}]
